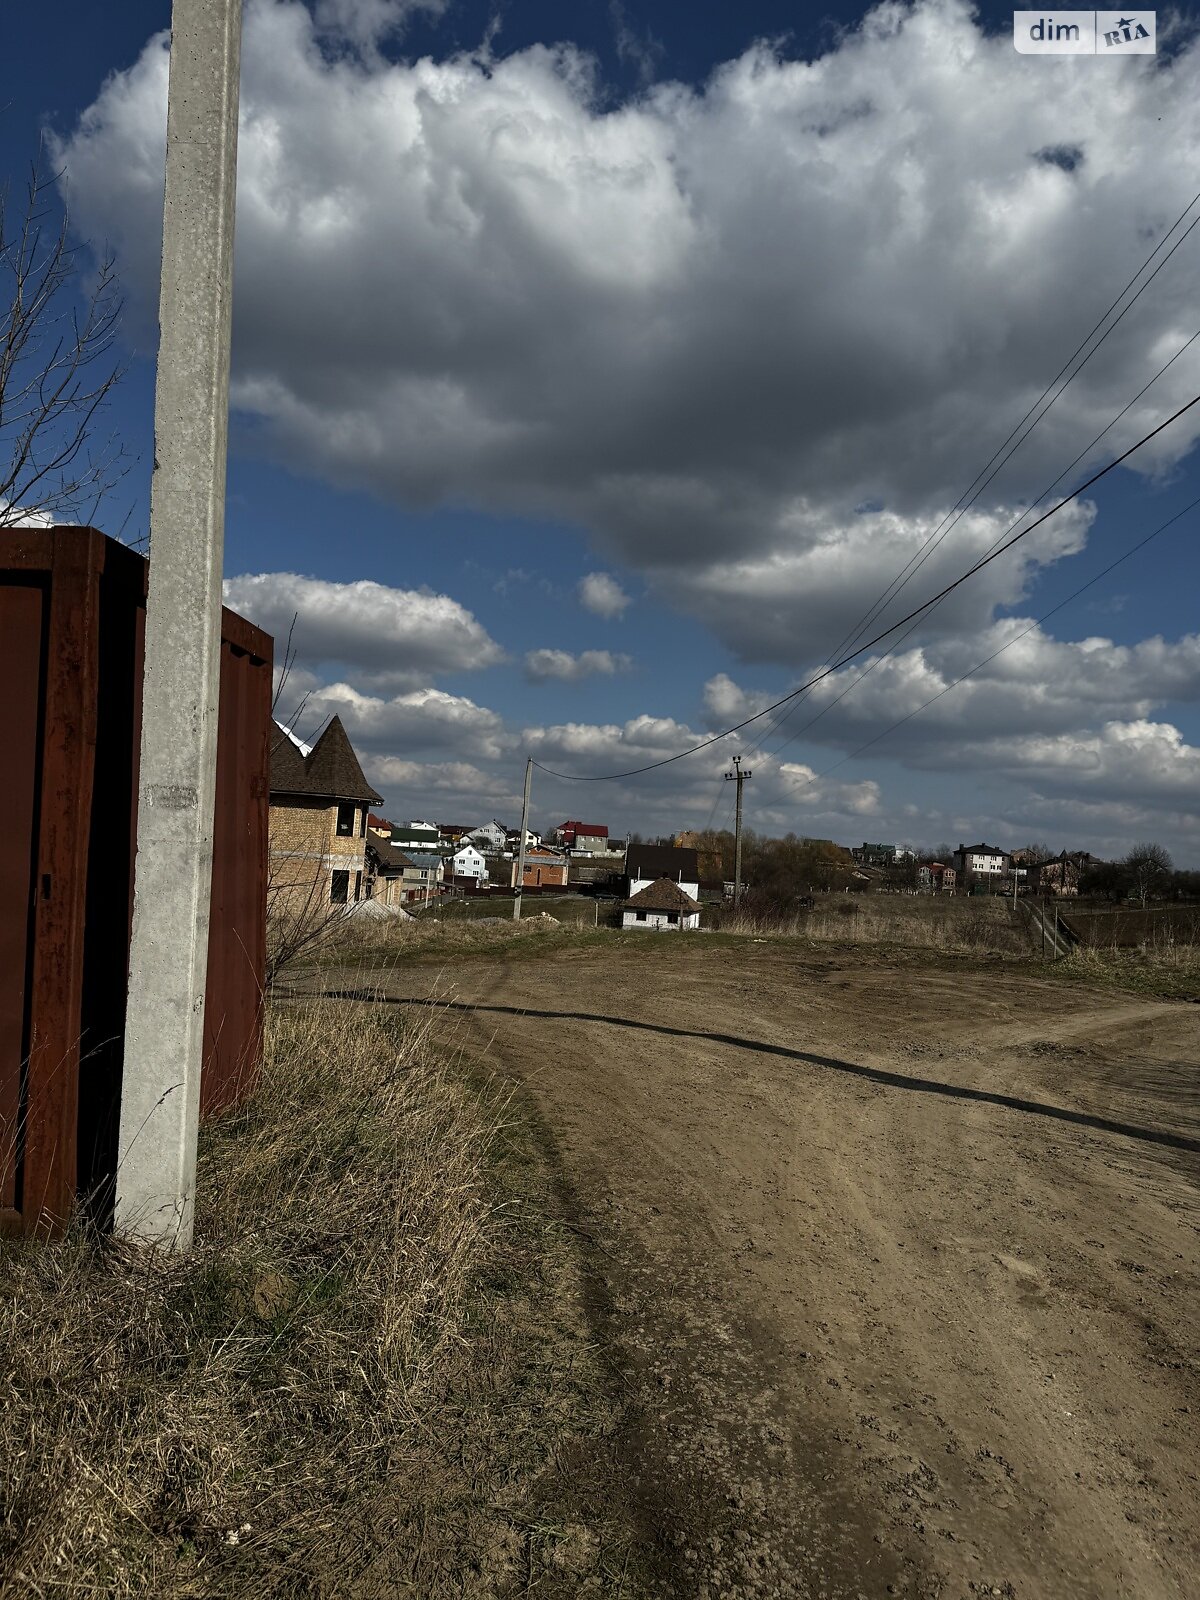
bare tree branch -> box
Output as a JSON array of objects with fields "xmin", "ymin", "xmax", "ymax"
[{"xmin": 0, "ymin": 147, "xmax": 128, "ymax": 527}]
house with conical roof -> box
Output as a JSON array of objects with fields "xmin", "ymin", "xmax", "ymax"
[{"xmin": 269, "ymin": 715, "xmax": 384, "ymax": 912}]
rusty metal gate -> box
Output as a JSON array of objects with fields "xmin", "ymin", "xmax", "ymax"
[{"xmin": 1, "ymin": 527, "xmax": 272, "ymax": 1237}]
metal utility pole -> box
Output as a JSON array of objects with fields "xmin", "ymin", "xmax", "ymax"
[
  {"xmin": 512, "ymin": 758, "xmax": 533, "ymax": 919},
  {"xmin": 116, "ymin": 0, "xmax": 242, "ymax": 1248},
  {"xmin": 724, "ymin": 754, "xmax": 752, "ymax": 909}
]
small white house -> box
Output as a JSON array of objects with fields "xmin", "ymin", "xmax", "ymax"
[
  {"xmin": 451, "ymin": 843, "xmax": 487, "ymax": 881},
  {"xmin": 625, "ymin": 845, "xmax": 700, "ymax": 902},
  {"xmin": 622, "ymin": 877, "xmax": 702, "ymax": 932}
]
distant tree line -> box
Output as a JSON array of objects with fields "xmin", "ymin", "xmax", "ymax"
[
  {"xmin": 1079, "ymin": 843, "xmax": 1200, "ymax": 906},
  {"xmin": 628, "ymin": 827, "xmax": 1198, "ymax": 911}
]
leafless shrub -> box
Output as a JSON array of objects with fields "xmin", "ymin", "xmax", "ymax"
[{"xmin": 265, "ymin": 844, "xmax": 352, "ymax": 990}]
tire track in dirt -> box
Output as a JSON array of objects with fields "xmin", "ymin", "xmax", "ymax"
[{"xmin": 321, "ymin": 941, "xmax": 1199, "ymax": 1599}]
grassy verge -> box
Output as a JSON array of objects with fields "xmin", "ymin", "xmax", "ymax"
[
  {"xmin": 0, "ymin": 997, "xmax": 643, "ymax": 1597},
  {"xmin": 1049, "ymin": 944, "xmax": 1200, "ymax": 1003},
  {"xmin": 717, "ymin": 894, "xmax": 1030, "ymax": 955}
]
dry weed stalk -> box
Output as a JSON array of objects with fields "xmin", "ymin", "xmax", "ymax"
[{"xmin": 0, "ymin": 997, "xmax": 497, "ymax": 1597}]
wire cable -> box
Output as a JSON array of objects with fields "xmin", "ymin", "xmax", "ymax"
[
  {"xmin": 531, "ymin": 389, "xmax": 1200, "ymax": 781},
  {"xmin": 739, "ymin": 192, "xmax": 1200, "ymax": 763},
  {"xmin": 823, "ymin": 190, "xmax": 1200, "ymax": 671},
  {"xmin": 768, "ymin": 492, "xmax": 1200, "ymax": 809},
  {"xmin": 746, "ymin": 322, "xmax": 1200, "ymax": 769}
]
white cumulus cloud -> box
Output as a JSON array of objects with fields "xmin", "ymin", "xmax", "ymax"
[
  {"xmin": 223, "ymin": 572, "xmax": 504, "ymax": 687},
  {"xmin": 578, "ymin": 572, "xmax": 631, "ymax": 619},
  {"xmin": 524, "ymin": 647, "xmax": 633, "ymax": 681},
  {"xmin": 56, "ymin": 0, "xmax": 1200, "ymax": 664}
]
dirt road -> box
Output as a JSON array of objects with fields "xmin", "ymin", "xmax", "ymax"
[{"xmin": 324, "ymin": 937, "xmax": 1199, "ymax": 1599}]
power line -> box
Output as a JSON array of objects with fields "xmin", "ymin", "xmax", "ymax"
[
  {"xmin": 767, "ymin": 491, "xmax": 1200, "ymax": 810},
  {"xmin": 531, "ymin": 388, "xmax": 1200, "ymax": 782},
  {"xmin": 746, "ymin": 322, "xmax": 1200, "ymax": 769},
  {"xmin": 738, "ymin": 191, "xmax": 1200, "ymax": 765},
  {"xmin": 828, "ymin": 196, "xmax": 1200, "ymax": 669}
]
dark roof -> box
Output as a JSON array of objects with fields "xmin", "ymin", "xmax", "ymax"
[
  {"xmin": 366, "ymin": 837, "xmax": 411, "ymax": 873},
  {"xmin": 959, "ymin": 842, "xmax": 1008, "ymax": 856},
  {"xmin": 624, "ymin": 877, "xmax": 701, "ymax": 914},
  {"xmin": 559, "ymin": 820, "xmax": 609, "ymax": 836},
  {"xmin": 626, "ymin": 844, "xmax": 699, "ymax": 881},
  {"xmin": 271, "ymin": 717, "xmax": 383, "ymax": 805}
]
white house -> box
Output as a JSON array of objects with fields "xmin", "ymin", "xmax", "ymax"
[
  {"xmin": 622, "ymin": 877, "xmax": 702, "ymax": 932},
  {"xmin": 391, "ymin": 819, "xmax": 441, "ymax": 853},
  {"xmin": 469, "ymin": 820, "xmax": 506, "ymax": 853},
  {"xmin": 625, "ymin": 844, "xmax": 700, "ymax": 901},
  {"xmin": 451, "ymin": 843, "xmax": 487, "ymax": 881},
  {"xmin": 954, "ymin": 842, "xmax": 1011, "ymax": 887},
  {"xmin": 505, "ymin": 827, "xmax": 541, "ymax": 854}
]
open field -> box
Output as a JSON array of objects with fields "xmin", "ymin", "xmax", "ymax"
[
  {"xmin": 1061, "ymin": 904, "xmax": 1200, "ymax": 950},
  {"xmin": 718, "ymin": 893, "xmax": 1031, "ymax": 954},
  {"xmin": 298, "ymin": 930, "xmax": 1200, "ymax": 1599}
]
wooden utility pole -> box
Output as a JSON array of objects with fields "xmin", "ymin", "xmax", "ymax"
[
  {"xmin": 512, "ymin": 758, "xmax": 532, "ymax": 920},
  {"xmin": 724, "ymin": 754, "xmax": 752, "ymax": 909},
  {"xmin": 117, "ymin": 0, "xmax": 242, "ymax": 1249}
]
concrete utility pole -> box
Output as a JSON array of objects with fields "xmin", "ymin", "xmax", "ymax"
[
  {"xmin": 724, "ymin": 754, "xmax": 752, "ymax": 909},
  {"xmin": 512, "ymin": 758, "xmax": 533, "ymax": 919},
  {"xmin": 116, "ymin": 0, "xmax": 242, "ymax": 1248}
]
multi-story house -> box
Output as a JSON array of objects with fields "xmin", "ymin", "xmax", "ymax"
[
  {"xmin": 505, "ymin": 827, "xmax": 542, "ymax": 853},
  {"xmin": 954, "ymin": 842, "xmax": 1011, "ymax": 890},
  {"xmin": 917, "ymin": 862, "xmax": 958, "ymax": 892},
  {"xmin": 451, "ymin": 843, "xmax": 488, "ymax": 882},
  {"xmin": 469, "ymin": 820, "xmax": 507, "ymax": 854},
  {"xmin": 269, "ymin": 717, "xmax": 384, "ymax": 911},
  {"xmin": 554, "ymin": 820, "xmax": 609, "ymax": 853},
  {"xmin": 1033, "ymin": 850, "xmax": 1102, "ymax": 897},
  {"xmin": 390, "ymin": 820, "xmax": 441, "ymax": 854}
]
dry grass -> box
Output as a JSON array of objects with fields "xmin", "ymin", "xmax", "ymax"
[
  {"xmin": 719, "ymin": 894, "xmax": 1029, "ymax": 955},
  {"xmin": 1056, "ymin": 943, "xmax": 1200, "ymax": 1003},
  {"xmin": 303, "ymin": 910, "xmax": 577, "ymax": 969},
  {"xmin": 0, "ymin": 997, "xmax": 587, "ymax": 1597},
  {"xmin": 1060, "ymin": 905, "xmax": 1200, "ymax": 952}
]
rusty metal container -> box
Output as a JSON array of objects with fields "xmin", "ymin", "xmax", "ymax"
[{"xmin": 0, "ymin": 527, "xmax": 272, "ymax": 1236}]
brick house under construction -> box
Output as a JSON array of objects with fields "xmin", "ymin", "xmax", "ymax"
[{"xmin": 269, "ymin": 716, "xmax": 383, "ymax": 911}]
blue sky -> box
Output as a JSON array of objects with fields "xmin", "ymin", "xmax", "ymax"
[{"xmin": 5, "ymin": 0, "xmax": 1200, "ymax": 859}]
